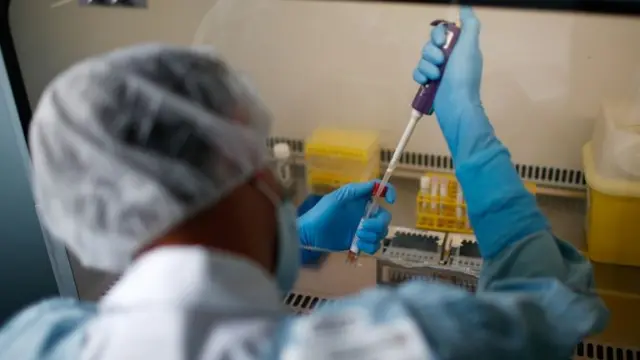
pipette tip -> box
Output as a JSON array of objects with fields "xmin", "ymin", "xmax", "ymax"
[
  {"xmin": 346, "ymin": 251, "xmax": 359, "ymax": 265},
  {"xmin": 411, "ymin": 109, "xmax": 424, "ymax": 122}
]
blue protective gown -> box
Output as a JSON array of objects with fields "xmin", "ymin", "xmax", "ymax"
[
  {"xmin": 0, "ymin": 232, "xmax": 607, "ymax": 360},
  {"xmin": 0, "ymin": 110, "xmax": 608, "ymax": 359}
]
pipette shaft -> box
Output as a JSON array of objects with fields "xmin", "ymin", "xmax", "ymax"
[
  {"xmin": 345, "ymin": 15, "xmax": 461, "ymax": 265},
  {"xmin": 346, "ymin": 111, "xmax": 422, "ymax": 264}
]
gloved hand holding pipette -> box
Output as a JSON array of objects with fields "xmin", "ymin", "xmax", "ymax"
[
  {"xmin": 414, "ymin": 6, "xmax": 487, "ymax": 162},
  {"xmin": 298, "ymin": 181, "xmax": 396, "ymax": 255},
  {"xmin": 414, "ymin": 7, "xmax": 549, "ymax": 258},
  {"xmin": 344, "ymin": 9, "xmax": 462, "ymax": 264}
]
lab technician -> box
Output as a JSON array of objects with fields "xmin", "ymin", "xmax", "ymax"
[{"xmin": 0, "ymin": 7, "xmax": 607, "ymax": 360}]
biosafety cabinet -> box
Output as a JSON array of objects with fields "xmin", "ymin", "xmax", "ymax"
[{"xmin": 2, "ymin": 0, "xmax": 640, "ymax": 358}]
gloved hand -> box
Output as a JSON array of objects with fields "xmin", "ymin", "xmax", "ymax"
[
  {"xmin": 413, "ymin": 7, "xmax": 492, "ymax": 163},
  {"xmin": 412, "ymin": 7, "xmax": 549, "ymax": 259},
  {"xmin": 297, "ymin": 181, "xmax": 396, "ymax": 256}
]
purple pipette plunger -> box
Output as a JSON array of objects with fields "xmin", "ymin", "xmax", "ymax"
[{"xmin": 412, "ymin": 20, "xmax": 462, "ymax": 116}]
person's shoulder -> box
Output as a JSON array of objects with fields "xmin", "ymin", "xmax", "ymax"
[
  {"xmin": 0, "ymin": 298, "xmax": 96, "ymax": 360},
  {"xmin": 1, "ymin": 297, "xmax": 97, "ymax": 332}
]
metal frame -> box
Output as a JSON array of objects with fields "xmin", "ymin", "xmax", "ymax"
[
  {"xmin": 290, "ymin": 0, "xmax": 640, "ymax": 17},
  {"xmin": 0, "ymin": 0, "xmax": 78, "ymax": 298},
  {"xmin": 267, "ymin": 137, "xmax": 588, "ymax": 198},
  {"xmin": 0, "ymin": 0, "xmax": 30, "ymax": 140}
]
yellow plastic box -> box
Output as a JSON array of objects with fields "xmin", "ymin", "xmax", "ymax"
[
  {"xmin": 583, "ymin": 142, "xmax": 640, "ymax": 267},
  {"xmin": 588, "ymin": 258, "xmax": 640, "ymax": 347},
  {"xmin": 305, "ymin": 129, "xmax": 380, "ymax": 195},
  {"xmin": 416, "ymin": 172, "xmax": 537, "ymax": 234}
]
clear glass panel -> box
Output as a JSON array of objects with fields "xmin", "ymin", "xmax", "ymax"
[{"xmin": 7, "ymin": 0, "xmax": 640, "ymax": 352}]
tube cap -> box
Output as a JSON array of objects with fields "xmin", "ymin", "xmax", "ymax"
[
  {"xmin": 372, "ymin": 182, "xmax": 388, "ymax": 197},
  {"xmin": 420, "ymin": 176, "xmax": 431, "ymax": 191},
  {"xmin": 273, "ymin": 143, "xmax": 291, "ymax": 160}
]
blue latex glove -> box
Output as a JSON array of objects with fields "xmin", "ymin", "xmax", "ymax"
[
  {"xmin": 413, "ymin": 7, "xmax": 488, "ymax": 162},
  {"xmin": 297, "ymin": 181, "xmax": 396, "ymax": 256},
  {"xmin": 413, "ymin": 7, "xmax": 549, "ymax": 259}
]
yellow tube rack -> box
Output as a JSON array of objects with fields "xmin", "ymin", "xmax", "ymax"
[{"xmin": 416, "ymin": 172, "xmax": 537, "ymax": 233}]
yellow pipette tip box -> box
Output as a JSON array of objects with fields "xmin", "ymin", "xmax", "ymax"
[{"xmin": 305, "ymin": 128, "xmax": 380, "ymax": 195}]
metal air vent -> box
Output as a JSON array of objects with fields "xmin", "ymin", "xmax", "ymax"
[
  {"xmin": 283, "ymin": 292, "xmax": 333, "ymax": 314},
  {"xmin": 574, "ymin": 341, "xmax": 640, "ymax": 360},
  {"xmin": 267, "ymin": 137, "xmax": 586, "ymax": 190}
]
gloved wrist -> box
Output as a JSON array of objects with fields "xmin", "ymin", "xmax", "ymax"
[
  {"xmin": 296, "ymin": 215, "xmax": 312, "ymax": 247},
  {"xmin": 439, "ymin": 105, "xmax": 497, "ymax": 163},
  {"xmin": 456, "ymin": 143, "xmax": 549, "ymax": 259},
  {"xmin": 297, "ymin": 215, "xmax": 326, "ymax": 265}
]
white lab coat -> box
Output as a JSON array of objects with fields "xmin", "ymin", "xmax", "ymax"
[{"xmin": 81, "ymin": 247, "xmax": 289, "ymax": 359}]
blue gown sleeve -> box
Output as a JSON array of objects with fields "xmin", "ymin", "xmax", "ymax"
[
  {"xmin": 274, "ymin": 108, "xmax": 608, "ymax": 359},
  {"xmin": 397, "ymin": 232, "xmax": 608, "ymax": 360},
  {"xmin": 453, "ymin": 109, "xmax": 551, "ymax": 259},
  {"xmin": 0, "ymin": 298, "xmax": 96, "ymax": 360}
]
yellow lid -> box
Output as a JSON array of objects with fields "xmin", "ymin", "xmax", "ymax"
[
  {"xmin": 306, "ymin": 129, "xmax": 379, "ymax": 152},
  {"xmin": 583, "ymin": 142, "xmax": 640, "ymax": 197}
]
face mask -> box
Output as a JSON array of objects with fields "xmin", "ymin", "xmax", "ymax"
[
  {"xmin": 273, "ymin": 201, "xmax": 301, "ymax": 294},
  {"xmin": 255, "ymin": 181, "xmax": 300, "ymax": 295}
]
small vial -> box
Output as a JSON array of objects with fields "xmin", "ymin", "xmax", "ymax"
[
  {"xmin": 448, "ymin": 234, "xmax": 463, "ymax": 264},
  {"xmin": 345, "ymin": 214, "xmax": 369, "ymax": 265},
  {"xmin": 372, "ymin": 182, "xmax": 388, "ymax": 197},
  {"xmin": 430, "ymin": 177, "xmax": 439, "ymax": 212},
  {"xmin": 439, "ymin": 180, "xmax": 448, "ymax": 215},
  {"xmin": 273, "ymin": 143, "xmax": 292, "ymax": 185},
  {"xmin": 420, "ymin": 176, "xmax": 430, "ymax": 211},
  {"xmin": 440, "ymin": 235, "xmax": 453, "ymax": 265},
  {"xmin": 456, "ymin": 188, "xmax": 464, "ymax": 219},
  {"xmin": 346, "ymin": 250, "xmax": 359, "ymax": 264}
]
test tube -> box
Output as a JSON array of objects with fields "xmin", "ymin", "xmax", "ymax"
[
  {"xmin": 420, "ymin": 176, "xmax": 430, "ymax": 211},
  {"xmin": 441, "ymin": 234, "xmax": 453, "ymax": 265},
  {"xmin": 430, "ymin": 177, "xmax": 439, "ymax": 212},
  {"xmin": 449, "ymin": 233, "xmax": 463, "ymax": 262},
  {"xmin": 346, "ymin": 183, "xmax": 388, "ymax": 264},
  {"xmin": 273, "ymin": 143, "xmax": 292, "ymax": 186},
  {"xmin": 456, "ymin": 188, "xmax": 464, "ymax": 220},
  {"xmin": 439, "ymin": 179, "xmax": 448, "ymax": 215}
]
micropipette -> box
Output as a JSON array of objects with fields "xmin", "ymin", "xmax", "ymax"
[{"xmin": 346, "ymin": 12, "xmax": 462, "ymax": 265}]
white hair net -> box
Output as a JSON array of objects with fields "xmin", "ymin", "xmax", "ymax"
[{"xmin": 29, "ymin": 44, "xmax": 272, "ymax": 273}]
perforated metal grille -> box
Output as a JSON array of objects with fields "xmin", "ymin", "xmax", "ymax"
[
  {"xmin": 384, "ymin": 248, "xmax": 440, "ymax": 264},
  {"xmin": 283, "ymin": 291, "xmax": 638, "ymax": 359},
  {"xmin": 267, "ymin": 137, "xmax": 305, "ymax": 154},
  {"xmin": 283, "ymin": 292, "xmax": 334, "ymax": 314},
  {"xmin": 450, "ymin": 256, "xmax": 483, "ymax": 271},
  {"xmin": 267, "ymin": 137, "xmax": 586, "ymax": 189},
  {"xmin": 574, "ymin": 341, "xmax": 640, "ymax": 360}
]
